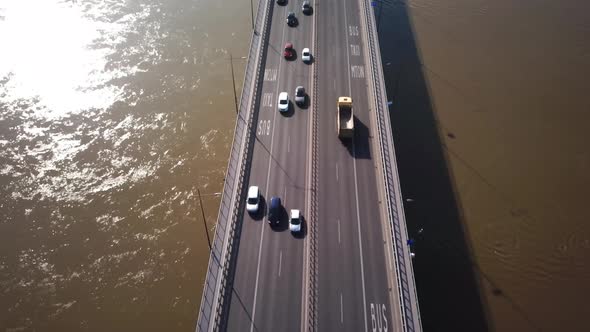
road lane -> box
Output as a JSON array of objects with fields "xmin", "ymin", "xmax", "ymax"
[
  {"xmin": 226, "ymin": 1, "xmax": 314, "ymax": 331},
  {"xmin": 316, "ymin": 0, "xmax": 400, "ymax": 330}
]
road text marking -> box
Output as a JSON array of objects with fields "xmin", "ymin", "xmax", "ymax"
[
  {"xmin": 349, "ymin": 25, "xmax": 359, "ymax": 36},
  {"xmin": 257, "ymin": 120, "xmax": 271, "ymax": 136},
  {"xmin": 350, "ymin": 44, "xmax": 360, "ymax": 56},
  {"xmin": 370, "ymin": 303, "xmax": 388, "ymax": 332},
  {"xmin": 264, "ymin": 68, "xmax": 277, "ymax": 81},
  {"xmin": 262, "ymin": 93, "xmax": 273, "ymax": 107},
  {"xmin": 351, "ymin": 65, "xmax": 365, "ymax": 78}
]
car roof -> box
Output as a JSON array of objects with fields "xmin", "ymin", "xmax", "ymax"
[
  {"xmin": 290, "ymin": 209, "xmax": 300, "ymax": 219},
  {"xmin": 248, "ymin": 186, "xmax": 259, "ymax": 197},
  {"xmin": 270, "ymin": 196, "xmax": 281, "ymax": 207},
  {"xmin": 279, "ymin": 92, "xmax": 288, "ymax": 99},
  {"xmin": 285, "ymin": 42, "xmax": 293, "ymax": 48},
  {"xmin": 302, "ymin": 48, "xmax": 310, "ymax": 52}
]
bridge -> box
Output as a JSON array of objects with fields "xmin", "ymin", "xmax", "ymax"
[{"xmin": 197, "ymin": 0, "xmax": 421, "ymax": 331}]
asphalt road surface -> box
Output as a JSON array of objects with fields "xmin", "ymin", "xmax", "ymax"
[
  {"xmin": 225, "ymin": 1, "xmax": 314, "ymax": 331},
  {"xmin": 224, "ymin": 0, "xmax": 402, "ymax": 331}
]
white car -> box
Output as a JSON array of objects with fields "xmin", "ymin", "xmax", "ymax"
[
  {"xmin": 301, "ymin": 48, "xmax": 311, "ymax": 63},
  {"xmin": 246, "ymin": 186, "xmax": 260, "ymax": 213},
  {"xmin": 289, "ymin": 209, "xmax": 302, "ymax": 232},
  {"xmin": 278, "ymin": 92, "xmax": 289, "ymax": 112}
]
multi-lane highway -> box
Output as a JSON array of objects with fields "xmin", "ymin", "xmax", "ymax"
[{"xmin": 223, "ymin": 0, "xmax": 403, "ymax": 330}]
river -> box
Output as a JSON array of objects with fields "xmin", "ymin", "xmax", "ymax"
[{"xmin": 0, "ymin": 0, "xmax": 588, "ymax": 331}]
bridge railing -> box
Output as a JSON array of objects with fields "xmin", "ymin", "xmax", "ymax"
[
  {"xmin": 196, "ymin": 1, "xmax": 274, "ymax": 331},
  {"xmin": 359, "ymin": 0, "xmax": 422, "ymax": 331}
]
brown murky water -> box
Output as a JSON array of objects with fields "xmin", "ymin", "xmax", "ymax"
[
  {"xmin": 1, "ymin": 0, "xmax": 588, "ymax": 331},
  {"xmin": 0, "ymin": 0, "xmax": 251, "ymax": 330},
  {"xmin": 379, "ymin": 0, "xmax": 590, "ymax": 331}
]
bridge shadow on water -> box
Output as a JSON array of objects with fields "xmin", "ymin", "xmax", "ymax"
[{"xmin": 375, "ymin": 1, "xmax": 490, "ymax": 331}]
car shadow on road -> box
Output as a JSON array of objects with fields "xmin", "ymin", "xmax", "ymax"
[
  {"xmin": 269, "ymin": 206, "xmax": 290, "ymax": 232},
  {"xmin": 286, "ymin": 51, "xmax": 298, "ymax": 62},
  {"xmin": 248, "ymin": 195, "xmax": 266, "ymax": 221},
  {"xmin": 341, "ymin": 116, "xmax": 372, "ymax": 160},
  {"xmin": 376, "ymin": 1, "xmax": 490, "ymax": 331},
  {"xmin": 282, "ymin": 101, "xmax": 296, "ymax": 117},
  {"xmin": 297, "ymin": 95, "xmax": 310, "ymax": 110},
  {"xmin": 291, "ymin": 216, "xmax": 306, "ymax": 239}
]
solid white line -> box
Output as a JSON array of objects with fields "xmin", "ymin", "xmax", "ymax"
[
  {"xmin": 338, "ymin": 219, "xmax": 341, "ymax": 244},
  {"xmin": 340, "ymin": 293, "xmax": 344, "ymax": 323},
  {"xmin": 336, "ymin": 163, "xmax": 339, "ymax": 181},
  {"xmin": 284, "ymin": 187, "xmax": 287, "ymax": 202},
  {"xmin": 333, "ymin": 79, "xmax": 336, "ymax": 90},
  {"xmin": 279, "ymin": 251, "xmax": 283, "ymax": 277},
  {"xmin": 250, "ymin": 14, "xmax": 288, "ymax": 332},
  {"xmin": 287, "ymin": 135, "xmax": 291, "ymax": 153},
  {"xmin": 344, "ymin": 0, "xmax": 368, "ymax": 330}
]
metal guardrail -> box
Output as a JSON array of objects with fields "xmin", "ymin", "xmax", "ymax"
[
  {"xmin": 196, "ymin": 1, "xmax": 274, "ymax": 331},
  {"xmin": 359, "ymin": 0, "xmax": 422, "ymax": 331},
  {"xmin": 306, "ymin": 1, "xmax": 320, "ymax": 329}
]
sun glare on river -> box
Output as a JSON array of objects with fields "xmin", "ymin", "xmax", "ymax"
[{"xmin": 0, "ymin": 0, "xmax": 127, "ymax": 117}]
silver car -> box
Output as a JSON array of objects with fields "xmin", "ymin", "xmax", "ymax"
[{"xmin": 295, "ymin": 86, "xmax": 305, "ymax": 106}]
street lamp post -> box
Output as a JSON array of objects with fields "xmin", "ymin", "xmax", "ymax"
[
  {"xmin": 229, "ymin": 53, "xmax": 239, "ymax": 114},
  {"xmin": 197, "ymin": 189, "xmax": 212, "ymax": 251},
  {"xmin": 250, "ymin": 0, "xmax": 254, "ymax": 31}
]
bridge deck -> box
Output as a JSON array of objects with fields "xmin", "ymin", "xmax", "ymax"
[{"xmin": 197, "ymin": 1, "xmax": 421, "ymax": 331}]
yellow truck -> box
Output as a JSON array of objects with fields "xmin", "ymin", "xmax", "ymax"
[{"xmin": 337, "ymin": 96, "xmax": 354, "ymax": 138}]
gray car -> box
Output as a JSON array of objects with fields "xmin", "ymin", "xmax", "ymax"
[
  {"xmin": 295, "ymin": 86, "xmax": 305, "ymax": 106},
  {"xmin": 302, "ymin": 1, "xmax": 312, "ymax": 15}
]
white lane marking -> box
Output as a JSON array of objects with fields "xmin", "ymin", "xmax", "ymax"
[
  {"xmin": 284, "ymin": 187, "xmax": 287, "ymax": 202},
  {"xmin": 338, "ymin": 219, "xmax": 341, "ymax": 244},
  {"xmin": 336, "ymin": 163, "xmax": 339, "ymax": 181},
  {"xmin": 287, "ymin": 135, "xmax": 291, "ymax": 153},
  {"xmin": 341, "ymin": 293, "xmax": 344, "ymax": 323},
  {"xmin": 344, "ymin": 0, "xmax": 368, "ymax": 330},
  {"xmin": 250, "ymin": 19, "xmax": 288, "ymax": 332},
  {"xmin": 279, "ymin": 251, "xmax": 283, "ymax": 277},
  {"xmin": 333, "ymin": 79, "xmax": 336, "ymax": 90}
]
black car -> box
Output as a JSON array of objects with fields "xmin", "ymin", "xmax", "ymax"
[
  {"xmin": 287, "ymin": 12, "xmax": 297, "ymax": 27},
  {"xmin": 268, "ymin": 196, "xmax": 281, "ymax": 225},
  {"xmin": 277, "ymin": 0, "xmax": 287, "ymax": 5},
  {"xmin": 302, "ymin": 1, "xmax": 312, "ymax": 15}
]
